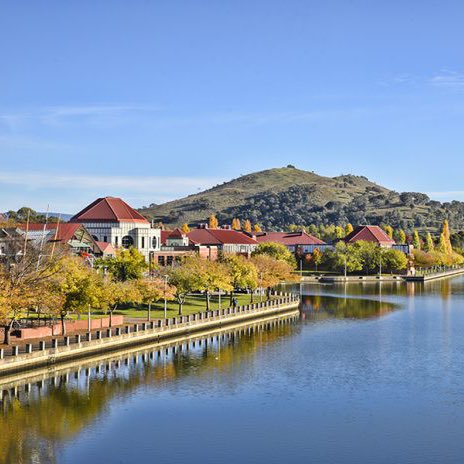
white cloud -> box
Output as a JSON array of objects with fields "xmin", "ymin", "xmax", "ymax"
[
  {"xmin": 429, "ymin": 70, "xmax": 464, "ymax": 88},
  {"xmin": 0, "ymin": 171, "xmax": 225, "ymax": 212}
]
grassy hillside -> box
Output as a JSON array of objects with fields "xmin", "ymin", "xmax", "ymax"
[{"xmin": 139, "ymin": 166, "xmax": 464, "ymax": 232}]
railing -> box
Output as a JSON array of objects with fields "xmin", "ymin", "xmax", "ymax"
[
  {"xmin": 415, "ymin": 264, "xmax": 464, "ymax": 276},
  {"xmin": 0, "ymin": 293, "xmax": 300, "ymax": 363}
]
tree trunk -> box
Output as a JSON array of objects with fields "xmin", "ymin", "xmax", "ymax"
[
  {"xmin": 3, "ymin": 324, "xmax": 11, "ymax": 345},
  {"xmin": 109, "ymin": 310, "xmax": 113, "ymax": 328},
  {"xmin": 61, "ymin": 314, "xmax": 66, "ymax": 336},
  {"xmin": 178, "ymin": 302, "xmax": 183, "ymax": 315},
  {"xmin": 250, "ymin": 290, "xmax": 254, "ymax": 303},
  {"xmin": 229, "ymin": 291, "xmax": 234, "ymax": 305}
]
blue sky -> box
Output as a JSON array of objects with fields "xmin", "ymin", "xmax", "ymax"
[{"xmin": 1, "ymin": 0, "xmax": 463, "ymax": 213}]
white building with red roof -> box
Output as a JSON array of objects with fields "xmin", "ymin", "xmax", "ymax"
[{"xmin": 70, "ymin": 197, "xmax": 161, "ymax": 260}]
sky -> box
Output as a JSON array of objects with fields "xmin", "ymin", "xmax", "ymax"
[{"xmin": 1, "ymin": 0, "xmax": 464, "ymax": 213}]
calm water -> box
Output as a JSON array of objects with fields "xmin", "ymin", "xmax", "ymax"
[{"xmin": 2, "ymin": 277, "xmax": 464, "ymax": 464}]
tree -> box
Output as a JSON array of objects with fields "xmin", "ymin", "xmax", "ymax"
[
  {"xmin": 232, "ymin": 218, "xmax": 241, "ymax": 230},
  {"xmin": 441, "ymin": 220, "xmax": 453, "ymax": 254},
  {"xmin": 253, "ymin": 224, "xmax": 262, "ymax": 233},
  {"xmin": 221, "ymin": 254, "xmax": 258, "ymax": 303},
  {"xmin": 209, "ymin": 214, "xmax": 219, "ymax": 229},
  {"xmin": 334, "ymin": 226, "xmax": 345, "ymax": 239},
  {"xmin": 137, "ymin": 277, "xmax": 175, "ymax": 320},
  {"xmin": 181, "ymin": 223, "xmax": 190, "ymax": 234},
  {"xmin": 243, "ymin": 219, "xmax": 252, "ymax": 233},
  {"xmin": 50, "ymin": 256, "xmax": 105, "ymax": 335},
  {"xmin": 382, "ymin": 249, "xmax": 408, "ymax": 273},
  {"xmin": 394, "ymin": 229, "xmax": 406, "ymax": 244},
  {"xmin": 324, "ymin": 242, "xmax": 362, "ymax": 275},
  {"xmin": 252, "ymin": 242, "xmax": 296, "ymax": 267},
  {"xmin": 437, "ymin": 233, "xmax": 448, "ymax": 254},
  {"xmin": 412, "ymin": 230, "xmax": 421, "ymax": 250},
  {"xmin": 101, "ymin": 279, "xmax": 141, "ymax": 327},
  {"xmin": 312, "ymin": 248, "xmax": 323, "ymax": 271},
  {"xmin": 353, "ymin": 241, "xmax": 380, "ymax": 274},
  {"xmin": 425, "ymin": 232, "xmax": 435, "ymax": 252},
  {"xmin": 345, "ymin": 223, "xmax": 354, "ymax": 235},
  {"xmin": 167, "ymin": 258, "xmax": 204, "ymax": 315},
  {"xmin": 251, "ymin": 255, "xmax": 296, "ymax": 298},
  {"xmin": 102, "ymin": 248, "xmax": 148, "ymax": 281},
  {"xmin": 383, "ymin": 225, "xmax": 394, "ymax": 239},
  {"xmin": 198, "ymin": 260, "xmax": 233, "ymax": 310}
]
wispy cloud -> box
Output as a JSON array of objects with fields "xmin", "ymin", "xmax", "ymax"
[
  {"xmin": 429, "ymin": 70, "xmax": 464, "ymax": 88},
  {"xmin": 0, "ymin": 171, "xmax": 225, "ymax": 211}
]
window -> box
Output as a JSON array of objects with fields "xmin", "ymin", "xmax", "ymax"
[
  {"xmin": 152, "ymin": 237, "xmax": 157, "ymax": 249},
  {"xmin": 103, "ymin": 236, "xmax": 107, "ymax": 242},
  {"xmin": 141, "ymin": 237, "xmax": 145, "ymax": 248},
  {"xmin": 92, "ymin": 235, "xmax": 99, "ymax": 241},
  {"xmin": 158, "ymin": 256, "xmax": 165, "ymax": 266},
  {"xmin": 122, "ymin": 235, "xmax": 134, "ymax": 249},
  {"xmin": 115, "ymin": 236, "xmax": 119, "ymax": 247},
  {"xmin": 167, "ymin": 256, "xmax": 173, "ymax": 266}
]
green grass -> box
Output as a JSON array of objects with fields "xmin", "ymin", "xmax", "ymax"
[{"xmin": 104, "ymin": 293, "xmax": 268, "ymax": 320}]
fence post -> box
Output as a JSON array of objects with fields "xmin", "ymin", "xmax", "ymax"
[
  {"xmin": 107, "ymin": 328, "xmax": 112, "ymax": 338},
  {"xmin": 52, "ymin": 339, "xmax": 58, "ymax": 349},
  {"xmin": 116, "ymin": 327, "xmax": 121, "ymax": 336},
  {"xmin": 64, "ymin": 336, "xmax": 70, "ymax": 346},
  {"xmin": 25, "ymin": 344, "xmax": 33, "ymax": 354},
  {"xmin": 12, "ymin": 346, "xmax": 19, "ymax": 356},
  {"xmin": 0, "ymin": 348, "xmax": 3, "ymax": 359},
  {"xmin": 39, "ymin": 341, "xmax": 46, "ymax": 351},
  {"xmin": 75, "ymin": 334, "xmax": 81, "ymax": 344},
  {"xmin": 96, "ymin": 330, "xmax": 102, "ymax": 340}
]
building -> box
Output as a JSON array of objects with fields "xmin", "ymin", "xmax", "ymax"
[
  {"xmin": 255, "ymin": 231, "xmax": 329, "ymax": 254},
  {"xmin": 70, "ymin": 197, "xmax": 161, "ymax": 261},
  {"xmin": 343, "ymin": 225, "xmax": 396, "ymax": 247},
  {"xmin": 187, "ymin": 227, "xmax": 258, "ymax": 258},
  {"xmin": 0, "ymin": 223, "xmax": 101, "ymax": 257}
]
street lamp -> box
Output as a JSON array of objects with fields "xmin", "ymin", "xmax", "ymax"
[{"xmin": 163, "ymin": 274, "xmax": 169, "ymax": 319}]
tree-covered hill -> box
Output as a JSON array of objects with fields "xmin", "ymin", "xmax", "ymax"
[{"xmin": 139, "ymin": 166, "xmax": 464, "ymax": 232}]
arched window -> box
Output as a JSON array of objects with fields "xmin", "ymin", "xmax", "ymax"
[
  {"xmin": 152, "ymin": 237, "xmax": 157, "ymax": 249},
  {"xmin": 122, "ymin": 235, "xmax": 134, "ymax": 249},
  {"xmin": 92, "ymin": 235, "xmax": 99, "ymax": 241}
]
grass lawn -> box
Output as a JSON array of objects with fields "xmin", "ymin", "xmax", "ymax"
[{"xmin": 111, "ymin": 293, "xmax": 266, "ymax": 320}]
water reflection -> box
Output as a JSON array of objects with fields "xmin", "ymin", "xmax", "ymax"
[
  {"xmin": 0, "ymin": 314, "xmax": 298, "ymax": 464},
  {"xmin": 300, "ymin": 294, "xmax": 397, "ymax": 321}
]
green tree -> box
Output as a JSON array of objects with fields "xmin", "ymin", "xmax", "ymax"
[
  {"xmin": 382, "ymin": 249, "xmax": 408, "ymax": 273},
  {"xmin": 394, "ymin": 229, "xmax": 406, "ymax": 244},
  {"xmin": 325, "ymin": 242, "xmax": 363, "ymax": 275},
  {"xmin": 345, "ymin": 223, "xmax": 354, "ymax": 235},
  {"xmin": 383, "ymin": 225, "xmax": 394, "ymax": 239},
  {"xmin": 252, "ymin": 242, "xmax": 296, "ymax": 267},
  {"xmin": 102, "ymin": 248, "xmax": 148, "ymax": 281}
]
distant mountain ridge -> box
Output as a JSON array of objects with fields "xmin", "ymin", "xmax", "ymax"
[{"xmin": 139, "ymin": 166, "xmax": 464, "ymax": 232}]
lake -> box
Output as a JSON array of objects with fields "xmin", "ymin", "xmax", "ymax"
[{"xmin": 2, "ymin": 277, "xmax": 464, "ymax": 464}]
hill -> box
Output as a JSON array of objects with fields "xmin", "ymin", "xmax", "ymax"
[{"xmin": 139, "ymin": 166, "xmax": 464, "ymax": 232}]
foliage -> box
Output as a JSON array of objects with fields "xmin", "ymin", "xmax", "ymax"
[
  {"xmin": 425, "ymin": 232, "xmax": 435, "ymax": 252},
  {"xmin": 253, "ymin": 223, "xmax": 262, "ymax": 232},
  {"xmin": 252, "ymin": 242, "xmax": 296, "ymax": 267},
  {"xmin": 251, "ymin": 255, "xmax": 297, "ymax": 291},
  {"xmin": 209, "ymin": 214, "xmax": 219, "ymax": 229},
  {"xmin": 412, "ymin": 230, "xmax": 421, "ymax": 250},
  {"xmin": 231, "ymin": 218, "xmax": 241, "ymax": 230},
  {"xmin": 243, "ymin": 219, "xmax": 252, "ymax": 233},
  {"xmin": 345, "ymin": 223, "xmax": 354, "ymax": 235},
  {"xmin": 181, "ymin": 223, "xmax": 190, "ymax": 234},
  {"xmin": 221, "ymin": 254, "xmax": 258, "ymax": 302},
  {"xmin": 99, "ymin": 248, "xmax": 148, "ymax": 281}
]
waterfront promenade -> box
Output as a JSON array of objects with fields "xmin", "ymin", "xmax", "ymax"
[{"xmin": 0, "ymin": 293, "xmax": 299, "ymax": 376}]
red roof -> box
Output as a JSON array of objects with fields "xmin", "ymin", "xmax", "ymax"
[
  {"xmin": 256, "ymin": 231, "xmax": 325, "ymax": 246},
  {"xmin": 188, "ymin": 228, "xmax": 258, "ymax": 245},
  {"xmin": 95, "ymin": 241, "xmax": 115, "ymax": 254},
  {"xmin": 160, "ymin": 230, "xmax": 171, "ymax": 245},
  {"xmin": 344, "ymin": 226, "xmax": 395, "ymax": 245},
  {"xmin": 18, "ymin": 223, "xmax": 84, "ymax": 242},
  {"xmin": 71, "ymin": 197, "xmax": 149, "ymax": 224}
]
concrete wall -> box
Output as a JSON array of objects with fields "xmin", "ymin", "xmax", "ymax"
[{"xmin": 15, "ymin": 316, "xmax": 125, "ymax": 339}]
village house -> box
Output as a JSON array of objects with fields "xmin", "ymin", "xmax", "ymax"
[
  {"xmin": 255, "ymin": 231, "xmax": 330, "ymax": 254},
  {"xmin": 343, "ymin": 225, "xmax": 396, "ymax": 247},
  {"xmin": 70, "ymin": 197, "xmax": 161, "ymax": 261}
]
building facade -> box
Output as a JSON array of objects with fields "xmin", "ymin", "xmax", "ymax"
[{"xmin": 70, "ymin": 197, "xmax": 161, "ymax": 261}]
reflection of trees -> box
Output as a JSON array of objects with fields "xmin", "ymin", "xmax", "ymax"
[
  {"xmin": 301, "ymin": 295, "xmax": 396, "ymax": 320},
  {"xmin": 0, "ymin": 317, "xmax": 297, "ymax": 462}
]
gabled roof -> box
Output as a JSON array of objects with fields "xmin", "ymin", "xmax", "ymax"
[
  {"xmin": 344, "ymin": 225, "xmax": 395, "ymax": 245},
  {"xmin": 188, "ymin": 228, "xmax": 258, "ymax": 246},
  {"xmin": 256, "ymin": 231, "xmax": 325, "ymax": 246},
  {"xmin": 18, "ymin": 223, "xmax": 84, "ymax": 243},
  {"xmin": 95, "ymin": 241, "xmax": 115, "ymax": 254},
  {"xmin": 71, "ymin": 197, "xmax": 149, "ymax": 224}
]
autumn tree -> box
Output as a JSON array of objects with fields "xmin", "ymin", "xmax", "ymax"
[
  {"xmin": 251, "ymin": 255, "xmax": 296, "ymax": 299},
  {"xmin": 345, "ymin": 223, "xmax": 354, "ymax": 235},
  {"xmin": 312, "ymin": 248, "xmax": 323, "ymax": 272},
  {"xmin": 253, "ymin": 224, "xmax": 262, "ymax": 233},
  {"xmin": 243, "ymin": 219, "xmax": 252, "ymax": 233},
  {"xmin": 252, "ymin": 242, "xmax": 296, "ymax": 267},
  {"xmin": 221, "ymin": 254, "xmax": 258, "ymax": 303},
  {"xmin": 198, "ymin": 259, "xmax": 233, "ymax": 310},
  {"xmin": 394, "ymin": 229, "xmax": 406, "ymax": 244},
  {"xmin": 383, "ymin": 225, "xmax": 394, "ymax": 239},
  {"xmin": 231, "ymin": 218, "xmax": 241, "ymax": 230},
  {"xmin": 101, "ymin": 279, "xmax": 141, "ymax": 327},
  {"xmin": 412, "ymin": 230, "xmax": 421, "ymax": 250},
  {"xmin": 137, "ymin": 277, "xmax": 175, "ymax": 320},
  {"xmin": 425, "ymin": 232, "xmax": 435, "ymax": 252},
  {"xmin": 209, "ymin": 214, "xmax": 219, "ymax": 229},
  {"xmin": 181, "ymin": 223, "xmax": 190, "ymax": 234}
]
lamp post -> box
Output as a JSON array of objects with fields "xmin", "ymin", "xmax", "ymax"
[{"xmin": 163, "ymin": 275, "xmax": 169, "ymax": 319}]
